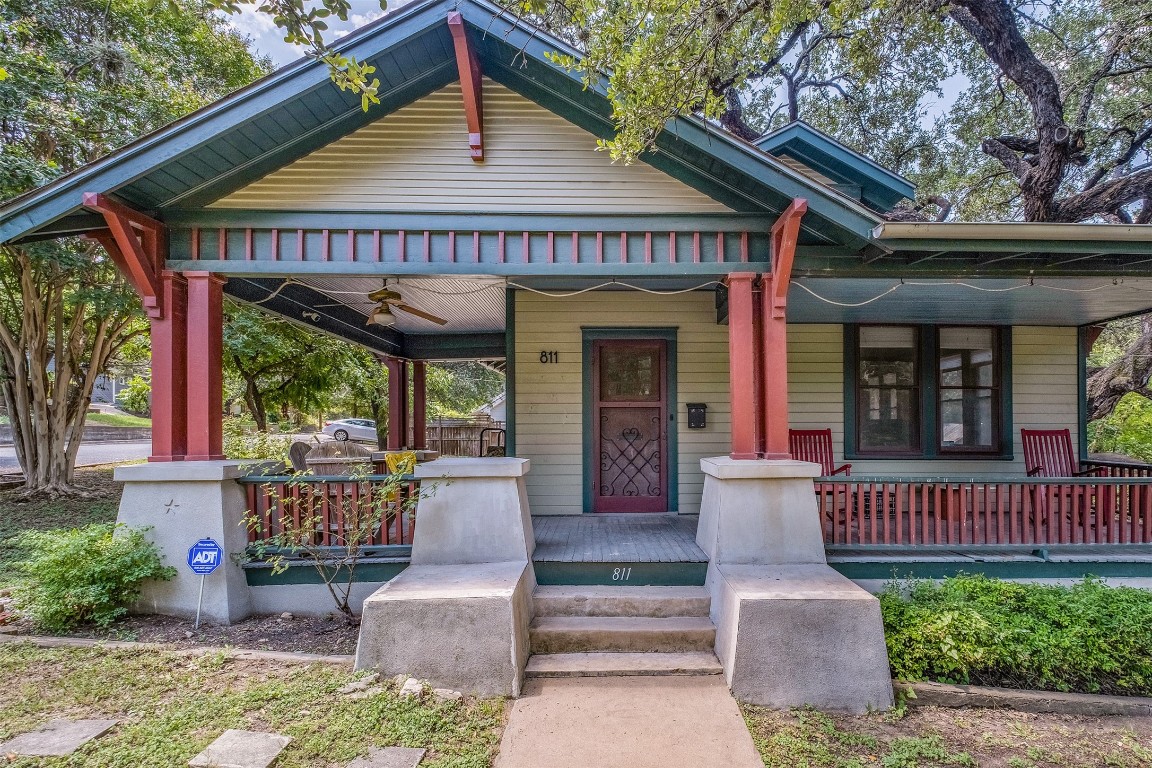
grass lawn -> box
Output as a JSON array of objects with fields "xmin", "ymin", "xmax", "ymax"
[
  {"xmin": 0, "ymin": 643, "xmax": 505, "ymax": 767},
  {"xmin": 85, "ymin": 412, "xmax": 152, "ymax": 428},
  {"xmin": 0, "ymin": 467, "xmax": 120, "ymax": 589},
  {"xmin": 743, "ymin": 704, "xmax": 1152, "ymax": 768}
]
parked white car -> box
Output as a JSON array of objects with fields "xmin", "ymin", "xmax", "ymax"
[{"xmin": 321, "ymin": 418, "xmax": 378, "ymax": 442}]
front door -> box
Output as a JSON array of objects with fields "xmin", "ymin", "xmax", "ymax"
[{"xmin": 592, "ymin": 339, "xmax": 669, "ymax": 512}]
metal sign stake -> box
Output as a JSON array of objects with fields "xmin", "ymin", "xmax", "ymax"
[{"xmin": 194, "ymin": 574, "xmax": 206, "ymax": 630}]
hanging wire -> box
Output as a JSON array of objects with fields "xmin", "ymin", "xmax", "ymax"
[
  {"xmin": 507, "ymin": 279, "xmax": 721, "ymax": 297},
  {"xmin": 789, "ymin": 278, "xmax": 1125, "ymax": 307}
]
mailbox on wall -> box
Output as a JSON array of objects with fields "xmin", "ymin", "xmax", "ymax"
[{"xmin": 686, "ymin": 403, "xmax": 707, "ymax": 429}]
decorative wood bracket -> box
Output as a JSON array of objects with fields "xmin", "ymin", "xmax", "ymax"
[
  {"xmin": 767, "ymin": 198, "xmax": 808, "ymax": 318},
  {"xmin": 448, "ymin": 12, "xmax": 484, "ymax": 161},
  {"xmin": 83, "ymin": 192, "xmax": 166, "ymax": 318}
]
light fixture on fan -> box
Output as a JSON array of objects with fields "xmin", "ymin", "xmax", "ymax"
[{"xmin": 368, "ymin": 303, "xmax": 397, "ymax": 326}]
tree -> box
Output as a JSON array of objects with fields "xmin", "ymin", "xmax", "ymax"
[
  {"xmin": 0, "ymin": 0, "xmax": 266, "ymax": 494},
  {"xmin": 223, "ymin": 304, "xmax": 354, "ymax": 431}
]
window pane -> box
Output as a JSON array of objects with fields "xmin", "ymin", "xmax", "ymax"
[
  {"xmin": 599, "ymin": 345, "xmax": 660, "ymax": 402},
  {"xmin": 940, "ymin": 388, "xmax": 995, "ymax": 448},
  {"xmin": 858, "ymin": 326, "xmax": 917, "ymax": 386},
  {"xmin": 858, "ymin": 388, "xmax": 918, "ymax": 451},
  {"xmin": 939, "ymin": 327, "xmax": 997, "ymax": 450}
]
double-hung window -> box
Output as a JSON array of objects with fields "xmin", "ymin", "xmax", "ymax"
[{"xmin": 847, "ymin": 325, "xmax": 1010, "ymax": 459}]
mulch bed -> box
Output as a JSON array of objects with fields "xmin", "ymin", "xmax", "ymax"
[{"xmin": 1, "ymin": 610, "xmax": 360, "ymax": 656}]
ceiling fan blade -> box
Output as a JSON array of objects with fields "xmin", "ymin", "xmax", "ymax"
[{"xmin": 390, "ymin": 302, "xmax": 449, "ymax": 325}]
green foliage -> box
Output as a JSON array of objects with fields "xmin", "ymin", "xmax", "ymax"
[
  {"xmin": 202, "ymin": 0, "xmax": 385, "ymax": 110},
  {"xmin": 12, "ymin": 523, "xmax": 175, "ymax": 631},
  {"xmin": 224, "ymin": 304, "xmax": 357, "ymax": 431},
  {"xmin": 222, "ymin": 417, "xmax": 292, "ymax": 462},
  {"xmin": 880, "ymin": 575, "xmax": 1152, "ymax": 695},
  {"xmin": 425, "ymin": 362, "xmax": 505, "ymax": 418},
  {"xmin": 116, "ymin": 374, "xmax": 152, "ymax": 416},
  {"xmin": 1088, "ymin": 392, "xmax": 1152, "ymax": 462}
]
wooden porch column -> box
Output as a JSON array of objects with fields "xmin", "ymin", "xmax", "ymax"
[
  {"xmin": 726, "ymin": 272, "xmax": 760, "ymax": 460},
  {"xmin": 184, "ymin": 272, "xmax": 226, "ymax": 460},
  {"xmin": 385, "ymin": 357, "xmax": 410, "ymax": 450},
  {"xmin": 149, "ymin": 271, "xmax": 188, "ymax": 461},
  {"xmin": 411, "ymin": 361, "xmax": 427, "ymax": 450},
  {"xmin": 761, "ymin": 199, "xmax": 808, "ymax": 460}
]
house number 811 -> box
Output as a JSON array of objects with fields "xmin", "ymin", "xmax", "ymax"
[{"xmin": 539, "ymin": 351, "xmax": 559, "ymax": 364}]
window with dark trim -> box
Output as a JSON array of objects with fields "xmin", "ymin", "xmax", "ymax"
[{"xmin": 845, "ymin": 325, "xmax": 1012, "ymax": 460}]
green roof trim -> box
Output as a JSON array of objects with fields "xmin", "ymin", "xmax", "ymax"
[{"xmin": 756, "ymin": 121, "xmax": 915, "ymax": 213}]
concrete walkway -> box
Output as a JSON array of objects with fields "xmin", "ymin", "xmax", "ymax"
[{"xmin": 493, "ymin": 676, "xmax": 763, "ymax": 768}]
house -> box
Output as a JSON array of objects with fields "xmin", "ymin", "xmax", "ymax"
[{"xmin": 3, "ymin": 0, "xmax": 1150, "ymax": 706}]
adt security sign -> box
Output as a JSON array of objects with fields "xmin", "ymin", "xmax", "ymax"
[{"xmin": 187, "ymin": 538, "xmax": 223, "ymax": 575}]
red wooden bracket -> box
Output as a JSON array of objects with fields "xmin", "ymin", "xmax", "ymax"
[
  {"xmin": 448, "ymin": 12, "xmax": 484, "ymax": 161},
  {"xmin": 767, "ymin": 198, "xmax": 808, "ymax": 319},
  {"xmin": 83, "ymin": 192, "xmax": 165, "ymax": 317}
]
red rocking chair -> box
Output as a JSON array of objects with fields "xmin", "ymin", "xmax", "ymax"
[
  {"xmin": 1020, "ymin": 428, "xmax": 1108, "ymax": 539},
  {"xmin": 789, "ymin": 428, "xmax": 851, "ymax": 476}
]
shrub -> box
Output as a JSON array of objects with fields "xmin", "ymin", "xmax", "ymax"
[
  {"xmin": 13, "ymin": 523, "xmax": 175, "ymax": 631},
  {"xmin": 880, "ymin": 575, "xmax": 1152, "ymax": 695},
  {"xmin": 115, "ymin": 375, "xmax": 152, "ymax": 416},
  {"xmin": 222, "ymin": 417, "xmax": 292, "ymax": 462}
]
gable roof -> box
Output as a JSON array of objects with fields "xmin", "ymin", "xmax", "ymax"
[
  {"xmin": 756, "ymin": 121, "xmax": 915, "ymax": 213},
  {"xmin": 0, "ymin": 0, "xmax": 882, "ymax": 251}
]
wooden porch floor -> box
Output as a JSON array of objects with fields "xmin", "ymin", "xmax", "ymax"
[{"xmin": 531, "ymin": 514, "xmax": 707, "ymax": 563}]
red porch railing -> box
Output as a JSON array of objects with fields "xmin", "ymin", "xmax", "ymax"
[
  {"xmin": 239, "ymin": 475, "xmax": 418, "ymax": 546},
  {"xmin": 817, "ymin": 476, "xmax": 1152, "ymax": 546}
]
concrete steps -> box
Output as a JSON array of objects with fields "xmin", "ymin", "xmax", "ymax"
[
  {"xmin": 526, "ymin": 586, "xmax": 720, "ymax": 675},
  {"xmin": 533, "ymin": 586, "xmax": 711, "ymax": 618},
  {"xmin": 530, "ymin": 616, "xmax": 717, "ymax": 654},
  {"xmin": 525, "ymin": 652, "xmax": 723, "ymax": 677}
]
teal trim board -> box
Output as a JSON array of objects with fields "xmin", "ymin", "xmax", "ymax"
[
  {"xmin": 244, "ymin": 559, "xmax": 409, "ymax": 586},
  {"xmin": 828, "ymin": 559, "xmax": 1152, "ymax": 581},
  {"xmin": 581, "ymin": 328, "xmax": 679, "ymax": 514},
  {"xmin": 534, "ymin": 561, "xmax": 708, "ymax": 587},
  {"xmin": 505, "ymin": 287, "xmax": 516, "ymax": 456}
]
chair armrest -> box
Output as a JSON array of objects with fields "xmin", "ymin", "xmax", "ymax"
[
  {"xmin": 1074, "ymin": 466, "xmax": 1109, "ymax": 477},
  {"xmin": 1026, "ymin": 466, "xmax": 1044, "ymax": 477},
  {"xmin": 831, "ymin": 465, "xmax": 851, "ymax": 476}
]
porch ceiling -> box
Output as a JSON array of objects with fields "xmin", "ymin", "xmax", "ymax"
[{"xmin": 787, "ymin": 276, "xmax": 1152, "ymax": 325}]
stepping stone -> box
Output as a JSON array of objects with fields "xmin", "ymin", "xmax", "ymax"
[
  {"xmin": 188, "ymin": 730, "xmax": 292, "ymax": 768},
  {"xmin": 346, "ymin": 746, "xmax": 426, "ymax": 768},
  {"xmin": 0, "ymin": 718, "xmax": 117, "ymax": 756}
]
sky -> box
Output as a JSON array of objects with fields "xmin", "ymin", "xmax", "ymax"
[{"xmin": 225, "ymin": 1, "xmax": 399, "ymax": 66}]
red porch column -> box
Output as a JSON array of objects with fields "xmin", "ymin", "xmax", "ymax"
[
  {"xmin": 726, "ymin": 272, "xmax": 760, "ymax": 460},
  {"xmin": 760, "ymin": 295, "xmax": 790, "ymax": 459},
  {"xmin": 762, "ymin": 198, "xmax": 809, "ymax": 461},
  {"xmin": 149, "ymin": 271, "xmax": 188, "ymax": 461},
  {"xmin": 411, "ymin": 361, "xmax": 427, "ymax": 450},
  {"xmin": 184, "ymin": 272, "xmax": 226, "ymax": 460},
  {"xmin": 385, "ymin": 357, "xmax": 410, "ymax": 450}
]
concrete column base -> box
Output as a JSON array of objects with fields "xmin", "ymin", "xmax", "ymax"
[
  {"xmin": 114, "ymin": 461, "xmax": 261, "ymax": 624},
  {"xmin": 710, "ymin": 563, "xmax": 894, "ymax": 713},
  {"xmin": 354, "ymin": 561, "xmax": 534, "ymax": 697},
  {"xmin": 698, "ymin": 457, "xmax": 893, "ymax": 712},
  {"xmin": 356, "ymin": 458, "xmax": 537, "ymax": 696}
]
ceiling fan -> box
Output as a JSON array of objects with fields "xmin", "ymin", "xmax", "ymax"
[{"xmin": 366, "ymin": 282, "xmax": 448, "ymax": 327}]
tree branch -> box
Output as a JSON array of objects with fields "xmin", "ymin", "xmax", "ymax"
[{"xmin": 1055, "ymin": 167, "xmax": 1152, "ymax": 222}]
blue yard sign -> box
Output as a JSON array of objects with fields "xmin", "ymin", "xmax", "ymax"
[{"xmin": 187, "ymin": 538, "xmax": 223, "ymax": 575}]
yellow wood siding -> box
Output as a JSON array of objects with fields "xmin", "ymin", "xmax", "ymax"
[
  {"xmin": 211, "ymin": 80, "xmax": 733, "ymax": 213},
  {"xmin": 786, "ymin": 325, "xmax": 1080, "ymax": 476},
  {"xmin": 514, "ymin": 290, "xmax": 729, "ymax": 515}
]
